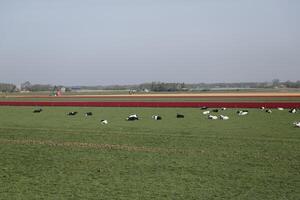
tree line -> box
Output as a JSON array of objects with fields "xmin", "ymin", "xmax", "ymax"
[
  {"xmin": 0, "ymin": 81, "xmax": 69, "ymax": 93},
  {"xmin": 0, "ymin": 80, "xmax": 300, "ymax": 93},
  {"xmin": 0, "ymin": 83, "xmax": 16, "ymax": 93},
  {"xmin": 86, "ymin": 80, "xmax": 300, "ymax": 91}
]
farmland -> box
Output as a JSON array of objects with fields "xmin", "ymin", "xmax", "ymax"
[
  {"xmin": 1, "ymin": 92, "xmax": 300, "ymax": 108},
  {"xmin": 0, "ymin": 102, "xmax": 299, "ymax": 199}
]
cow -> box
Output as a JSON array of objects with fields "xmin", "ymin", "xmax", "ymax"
[
  {"xmin": 203, "ymin": 110, "xmax": 210, "ymax": 115},
  {"xmin": 152, "ymin": 115, "xmax": 162, "ymax": 120},
  {"xmin": 289, "ymin": 108, "xmax": 297, "ymax": 113},
  {"xmin": 221, "ymin": 107, "xmax": 227, "ymax": 111},
  {"xmin": 212, "ymin": 109, "xmax": 219, "ymax": 113},
  {"xmin": 237, "ymin": 110, "xmax": 248, "ymax": 116},
  {"xmin": 33, "ymin": 108, "xmax": 42, "ymax": 113},
  {"xmin": 219, "ymin": 115, "xmax": 229, "ymax": 120},
  {"xmin": 237, "ymin": 110, "xmax": 248, "ymax": 113},
  {"xmin": 100, "ymin": 120, "xmax": 108, "ymax": 124},
  {"xmin": 266, "ymin": 109, "xmax": 272, "ymax": 113},
  {"xmin": 126, "ymin": 114, "xmax": 139, "ymax": 121},
  {"xmin": 176, "ymin": 113, "xmax": 184, "ymax": 118},
  {"xmin": 200, "ymin": 106, "xmax": 208, "ymax": 110},
  {"xmin": 85, "ymin": 112, "xmax": 93, "ymax": 117},
  {"xmin": 67, "ymin": 111, "xmax": 78, "ymax": 116},
  {"xmin": 208, "ymin": 115, "xmax": 218, "ymax": 120},
  {"xmin": 277, "ymin": 108, "xmax": 284, "ymax": 111},
  {"xmin": 293, "ymin": 121, "xmax": 300, "ymax": 128},
  {"xmin": 260, "ymin": 107, "xmax": 265, "ymax": 110}
]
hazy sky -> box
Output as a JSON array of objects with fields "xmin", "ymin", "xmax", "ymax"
[{"xmin": 0, "ymin": 0, "xmax": 299, "ymax": 85}]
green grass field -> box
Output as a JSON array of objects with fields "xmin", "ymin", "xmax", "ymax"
[{"xmin": 0, "ymin": 106, "xmax": 299, "ymax": 199}]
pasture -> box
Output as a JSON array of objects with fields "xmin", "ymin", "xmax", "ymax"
[{"xmin": 0, "ymin": 106, "xmax": 299, "ymax": 199}]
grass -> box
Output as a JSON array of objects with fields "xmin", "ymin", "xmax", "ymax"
[{"xmin": 0, "ymin": 106, "xmax": 299, "ymax": 199}]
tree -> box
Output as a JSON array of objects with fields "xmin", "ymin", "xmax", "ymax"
[{"xmin": 0, "ymin": 83, "xmax": 16, "ymax": 92}]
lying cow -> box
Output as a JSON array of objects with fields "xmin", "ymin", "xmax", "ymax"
[
  {"xmin": 100, "ymin": 119, "xmax": 108, "ymax": 124},
  {"xmin": 85, "ymin": 112, "xmax": 93, "ymax": 117},
  {"xmin": 265, "ymin": 109, "xmax": 272, "ymax": 113},
  {"xmin": 212, "ymin": 109, "xmax": 219, "ymax": 113},
  {"xmin": 200, "ymin": 106, "xmax": 208, "ymax": 110},
  {"xmin": 237, "ymin": 110, "xmax": 248, "ymax": 116},
  {"xmin": 33, "ymin": 108, "xmax": 42, "ymax": 113},
  {"xmin": 208, "ymin": 115, "xmax": 218, "ymax": 120},
  {"xmin": 278, "ymin": 108, "xmax": 284, "ymax": 111},
  {"xmin": 289, "ymin": 108, "xmax": 297, "ymax": 113},
  {"xmin": 219, "ymin": 115, "xmax": 229, "ymax": 120},
  {"xmin": 203, "ymin": 110, "xmax": 210, "ymax": 115},
  {"xmin": 126, "ymin": 114, "xmax": 139, "ymax": 121},
  {"xmin": 152, "ymin": 115, "xmax": 162, "ymax": 120},
  {"xmin": 67, "ymin": 111, "xmax": 78, "ymax": 116},
  {"xmin": 293, "ymin": 121, "xmax": 300, "ymax": 128},
  {"xmin": 176, "ymin": 113, "xmax": 184, "ymax": 118}
]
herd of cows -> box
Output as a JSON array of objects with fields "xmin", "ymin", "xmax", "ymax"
[
  {"xmin": 32, "ymin": 106, "xmax": 300, "ymax": 128},
  {"xmin": 200, "ymin": 107, "xmax": 298, "ymax": 124}
]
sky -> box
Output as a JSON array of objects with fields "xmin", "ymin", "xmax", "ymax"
[{"xmin": 0, "ymin": 0, "xmax": 299, "ymax": 86}]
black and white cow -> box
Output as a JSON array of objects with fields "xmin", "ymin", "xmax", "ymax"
[
  {"xmin": 219, "ymin": 115, "xmax": 229, "ymax": 120},
  {"xmin": 67, "ymin": 111, "xmax": 78, "ymax": 116},
  {"xmin": 200, "ymin": 106, "xmax": 208, "ymax": 110},
  {"xmin": 203, "ymin": 110, "xmax": 210, "ymax": 115},
  {"xmin": 293, "ymin": 121, "xmax": 300, "ymax": 128},
  {"xmin": 237, "ymin": 110, "xmax": 248, "ymax": 116},
  {"xmin": 126, "ymin": 114, "xmax": 139, "ymax": 121},
  {"xmin": 152, "ymin": 115, "xmax": 162, "ymax": 120},
  {"xmin": 100, "ymin": 119, "xmax": 108, "ymax": 124},
  {"xmin": 176, "ymin": 113, "xmax": 184, "ymax": 118},
  {"xmin": 289, "ymin": 108, "xmax": 297, "ymax": 113},
  {"xmin": 33, "ymin": 108, "xmax": 42, "ymax": 113},
  {"xmin": 265, "ymin": 109, "xmax": 272, "ymax": 113},
  {"xmin": 85, "ymin": 112, "xmax": 93, "ymax": 117},
  {"xmin": 208, "ymin": 115, "xmax": 218, "ymax": 120}
]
